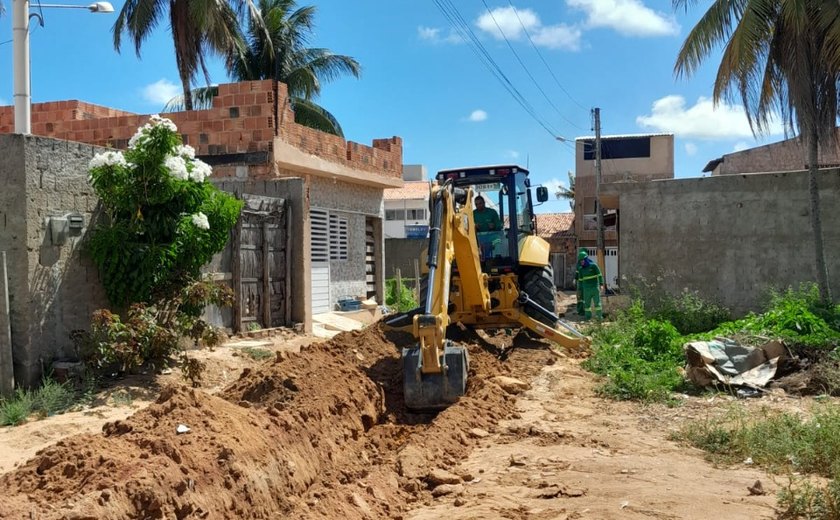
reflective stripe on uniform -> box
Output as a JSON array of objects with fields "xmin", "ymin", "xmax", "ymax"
[{"xmin": 580, "ymin": 275, "xmax": 600, "ymax": 281}]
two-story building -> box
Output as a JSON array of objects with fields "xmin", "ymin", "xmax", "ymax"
[{"xmin": 574, "ymin": 133, "xmax": 674, "ymax": 289}]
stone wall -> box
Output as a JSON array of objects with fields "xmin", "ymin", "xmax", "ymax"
[
  {"xmin": 617, "ymin": 170, "xmax": 840, "ymax": 315},
  {"xmin": 0, "ymin": 135, "xmax": 109, "ymax": 387}
]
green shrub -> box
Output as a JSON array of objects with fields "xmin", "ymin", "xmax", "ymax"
[
  {"xmin": 584, "ymin": 304, "xmax": 685, "ymax": 403},
  {"xmin": 386, "ymin": 279, "xmax": 418, "ymax": 313},
  {"xmin": 651, "ymin": 291, "xmax": 731, "ymax": 335},
  {"xmin": 0, "ymin": 389, "xmax": 33, "ymax": 426},
  {"xmin": 32, "ymin": 378, "xmax": 75, "ymax": 416},
  {"xmin": 778, "ymin": 478, "xmax": 840, "ymax": 520},
  {"xmin": 76, "ymin": 278, "xmax": 231, "ymax": 379},
  {"xmin": 87, "ymin": 115, "xmax": 242, "ymax": 307}
]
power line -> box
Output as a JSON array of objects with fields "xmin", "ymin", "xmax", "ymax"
[
  {"xmin": 506, "ymin": 0, "xmax": 588, "ymax": 113},
  {"xmin": 480, "ymin": 0, "xmax": 586, "ymax": 132},
  {"xmin": 432, "ymin": 0, "xmax": 570, "ymax": 145}
]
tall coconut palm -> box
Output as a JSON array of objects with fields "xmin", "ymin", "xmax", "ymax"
[
  {"xmin": 113, "ymin": 0, "xmax": 261, "ymax": 111},
  {"xmin": 675, "ymin": 0, "xmax": 840, "ymax": 303},
  {"xmin": 165, "ymin": 0, "xmax": 360, "ymax": 136}
]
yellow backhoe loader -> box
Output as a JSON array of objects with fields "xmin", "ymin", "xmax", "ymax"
[{"xmin": 384, "ymin": 165, "xmax": 589, "ymax": 410}]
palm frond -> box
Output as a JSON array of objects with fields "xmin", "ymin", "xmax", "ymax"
[
  {"xmin": 291, "ymin": 97, "xmax": 344, "ymax": 136},
  {"xmin": 163, "ymin": 86, "xmax": 219, "ymax": 112}
]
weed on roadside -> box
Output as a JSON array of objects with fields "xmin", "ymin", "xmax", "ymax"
[
  {"xmin": 777, "ymin": 477, "xmax": 840, "ymax": 520},
  {"xmin": 240, "ymin": 347, "xmax": 274, "ymax": 361},
  {"xmin": 32, "ymin": 378, "xmax": 76, "ymax": 417},
  {"xmin": 0, "ymin": 389, "xmax": 33, "ymax": 426},
  {"xmin": 111, "ymin": 390, "xmax": 134, "ymax": 407}
]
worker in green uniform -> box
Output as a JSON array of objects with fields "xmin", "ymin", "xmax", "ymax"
[
  {"xmin": 473, "ymin": 195, "xmax": 501, "ymax": 232},
  {"xmin": 575, "ymin": 249, "xmax": 604, "ymax": 320}
]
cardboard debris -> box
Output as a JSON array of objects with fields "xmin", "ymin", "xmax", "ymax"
[{"xmin": 684, "ymin": 339, "xmax": 788, "ymax": 389}]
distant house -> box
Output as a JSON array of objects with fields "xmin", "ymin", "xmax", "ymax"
[
  {"xmin": 383, "ymin": 165, "xmax": 431, "ymax": 278},
  {"xmin": 535, "ymin": 213, "xmax": 577, "ymax": 290},
  {"xmin": 703, "ymin": 131, "xmax": 840, "ymax": 176},
  {"xmin": 575, "ymin": 133, "xmax": 675, "ymax": 289}
]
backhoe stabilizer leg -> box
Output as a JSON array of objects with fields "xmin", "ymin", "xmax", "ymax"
[
  {"xmin": 402, "ymin": 343, "xmax": 469, "ymax": 411},
  {"xmin": 517, "ymin": 313, "xmax": 590, "ymax": 350}
]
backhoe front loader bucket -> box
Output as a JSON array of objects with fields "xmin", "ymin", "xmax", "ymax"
[{"xmin": 402, "ymin": 342, "xmax": 468, "ymax": 411}]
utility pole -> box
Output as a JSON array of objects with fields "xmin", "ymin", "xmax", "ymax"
[{"xmin": 593, "ymin": 108, "xmax": 606, "ymax": 279}]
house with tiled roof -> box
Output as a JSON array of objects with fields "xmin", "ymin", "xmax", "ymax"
[{"xmin": 535, "ymin": 213, "xmax": 577, "ymax": 289}]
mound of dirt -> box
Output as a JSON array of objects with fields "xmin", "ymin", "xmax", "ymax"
[{"xmin": 0, "ymin": 324, "xmax": 555, "ymax": 519}]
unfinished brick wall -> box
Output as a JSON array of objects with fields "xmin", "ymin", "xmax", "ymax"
[
  {"xmin": 0, "ymin": 80, "xmax": 402, "ymax": 181},
  {"xmin": 719, "ymin": 131, "xmax": 840, "ymax": 175}
]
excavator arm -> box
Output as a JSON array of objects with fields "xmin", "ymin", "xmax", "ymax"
[{"xmin": 401, "ymin": 182, "xmax": 480, "ymax": 409}]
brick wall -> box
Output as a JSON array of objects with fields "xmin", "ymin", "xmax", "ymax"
[
  {"xmin": 0, "ymin": 80, "xmax": 403, "ymax": 182},
  {"xmin": 719, "ymin": 131, "xmax": 840, "ymax": 175}
]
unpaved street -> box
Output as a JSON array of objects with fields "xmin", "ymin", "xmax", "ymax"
[{"xmin": 0, "ymin": 321, "xmax": 796, "ymax": 519}]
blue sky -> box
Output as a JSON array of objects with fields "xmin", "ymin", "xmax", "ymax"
[{"xmin": 0, "ymin": 0, "xmax": 788, "ymax": 214}]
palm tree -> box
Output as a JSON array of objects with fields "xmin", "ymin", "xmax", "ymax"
[
  {"xmin": 113, "ymin": 0, "xmax": 261, "ymax": 111},
  {"xmin": 674, "ymin": 0, "xmax": 840, "ymax": 303},
  {"xmin": 555, "ymin": 170, "xmax": 575, "ymax": 211},
  {"xmin": 165, "ymin": 0, "xmax": 360, "ymax": 136}
]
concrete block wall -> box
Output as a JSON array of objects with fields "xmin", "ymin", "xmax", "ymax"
[
  {"xmin": 0, "ymin": 135, "xmax": 109, "ymax": 387},
  {"xmin": 308, "ymin": 175, "xmax": 385, "ymax": 306},
  {"xmin": 617, "ymin": 170, "xmax": 840, "ymax": 315}
]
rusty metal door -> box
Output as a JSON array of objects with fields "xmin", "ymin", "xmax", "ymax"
[{"xmin": 232, "ymin": 194, "xmax": 289, "ymax": 332}]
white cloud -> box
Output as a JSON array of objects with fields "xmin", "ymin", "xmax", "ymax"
[
  {"xmin": 417, "ymin": 25, "xmax": 464, "ymax": 44},
  {"xmin": 505, "ymin": 150, "xmax": 520, "ymax": 159},
  {"xmin": 475, "ymin": 6, "xmax": 582, "ymax": 51},
  {"xmin": 567, "ymin": 0, "xmax": 679, "ymax": 37},
  {"xmin": 467, "ymin": 109, "xmax": 488, "ymax": 122},
  {"xmin": 141, "ymin": 79, "xmax": 181, "ymax": 106},
  {"xmin": 684, "ymin": 142, "xmax": 698, "ymax": 156},
  {"xmin": 636, "ymin": 95, "xmax": 784, "ymax": 139},
  {"xmin": 733, "ymin": 141, "xmax": 750, "ymax": 152}
]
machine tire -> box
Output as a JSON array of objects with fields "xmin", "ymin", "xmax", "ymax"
[{"xmin": 520, "ymin": 265, "xmax": 558, "ymax": 327}]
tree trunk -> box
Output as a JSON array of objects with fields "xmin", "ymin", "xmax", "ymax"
[
  {"xmin": 179, "ymin": 66, "xmax": 194, "ymax": 111},
  {"xmin": 807, "ymin": 129, "xmax": 831, "ymax": 303}
]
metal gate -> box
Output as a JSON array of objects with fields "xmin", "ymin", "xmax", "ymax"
[
  {"xmin": 585, "ymin": 247, "xmax": 619, "ymax": 290},
  {"xmin": 232, "ymin": 194, "xmax": 290, "ymax": 331}
]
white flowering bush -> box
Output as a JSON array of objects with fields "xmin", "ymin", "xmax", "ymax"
[{"xmin": 87, "ymin": 115, "xmax": 242, "ymax": 305}]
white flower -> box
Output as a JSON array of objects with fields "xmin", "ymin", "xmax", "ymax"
[
  {"xmin": 149, "ymin": 114, "xmax": 178, "ymax": 132},
  {"xmin": 189, "ymin": 159, "xmax": 212, "ymax": 183},
  {"xmin": 191, "ymin": 212, "xmax": 210, "ymax": 230},
  {"xmin": 164, "ymin": 155, "xmax": 189, "ymax": 180},
  {"xmin": 174, "ymin": 144, "xmax": 195, "ymax": 160},
  {"xmin": 128, "ymin": 124, "xmax": 151, "ymax": 149},
  {"xmin": 89, "ymin": 150, "xmax": 128, "ymax": 169}
]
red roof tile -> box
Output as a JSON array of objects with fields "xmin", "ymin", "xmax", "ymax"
[
  {"xmin": 384, "ymin": 181, "xmax": 431, "ymax": 201},
  {"xmin": 535, "ymin": 213, "xmax": 575, "ymax": 239}
]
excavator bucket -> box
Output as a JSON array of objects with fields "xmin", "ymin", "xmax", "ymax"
[{"xmin": 402, "ymin": 342, "xmax": 468, "ymax": 411}]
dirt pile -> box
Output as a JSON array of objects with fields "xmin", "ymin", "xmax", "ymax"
[{"xmin": 0, "ymin": 325, "xmax": 554, "ymax": 519}]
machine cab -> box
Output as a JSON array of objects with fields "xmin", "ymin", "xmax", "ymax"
[{"xmin": 436, "ymin": 165, "xmax": 546, "ymax": 272}]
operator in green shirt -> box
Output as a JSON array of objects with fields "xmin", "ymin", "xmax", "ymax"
[{"xmin": 473, "ymin": 195, "xmax": 501, "ymax": 232}]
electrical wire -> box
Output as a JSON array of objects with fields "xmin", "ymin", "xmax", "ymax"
[
  {"xmin": 506, "ymin": 0, "xmax": 588, "ymax": 113},
  {"xmin": 480, "ymin": 0, "xmax": 585, "ymax": 132},
  {"xmin": 432, "ymin": 0, "xmax": 572, "ymax": 147}
]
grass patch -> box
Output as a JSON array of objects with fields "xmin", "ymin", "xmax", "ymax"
[
  {"xmin": 675, "ymin": 403, "xmax": 840, "ymax": 520},
  {"xmin": 240, "ymin": 347, "xmax": 274, "ymax": 361},
  {"xmin": 385, "ymin": 278, "xmax": 418, "ymax": 313}
]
